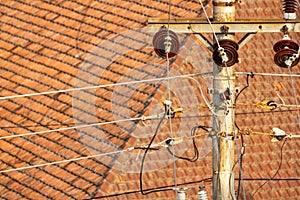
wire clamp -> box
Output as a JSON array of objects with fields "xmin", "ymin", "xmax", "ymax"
[
  {"xmin": 218, "ymin": 47, "xmax": 229, "ymax": 63},
  {"xmin": 271, "ymin": 127, "xmax": 287, "ymax": 142},
  {"xmin": 254, "ymin": 100, "xmax": 277, "ymax": 110},
  {"xmin": 165, "ymin": 137, "xmax": 184, "ymax": 146}
]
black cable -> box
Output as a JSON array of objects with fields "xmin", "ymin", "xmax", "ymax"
[
  {"xmin": 234, "ymin": 72, "xmax": 254, "ymax": 130},
  {"xmin": 249, "ymin": 138, "xmax": 287, "ymax": 200},
  {"xmin": 165, "ymin": 125, "xmax": 210, "ymax": 162},
  {"xmin": 229, "ymin": 135, "xmax": 245, "ymax": 200},
  {"xmin": 90, "ymin": 177, "xmax": 212, "ymax": 199},
  {"xmin": 140, "ymin": 110, "xmax": 167, "ymax": 195},
  {"xmin": 233, "ymin": 73, "xmax": 253, "ymax": 199},
  {"xmin": 236, "ymin": 134, "xmax": 245, "ymax": 199},
  {"xmin": 238, "ymin": 177, "xmax": 300, "ymax": 181}
]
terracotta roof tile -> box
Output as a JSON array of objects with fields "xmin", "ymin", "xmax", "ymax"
[{"xmin": 1, "ymin": 0, "xmax": 300, "ymax": 199}]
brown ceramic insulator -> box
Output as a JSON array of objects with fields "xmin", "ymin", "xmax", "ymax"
[
  {"xmin": 283, "ymin": 0, "xmax": 297, "ymax": 13},
  {"xmin": 273, "ymin": 39, "xmax": 299, "ymax": 52},
  {"xmin": 274, "ymin": 48, "xmax": 299, "ymax": 67},
  {"xmin": 152, "ymin": 27, "xmax": 179, "ymax": 59},
  {"xmin": 212, "ymin": 39, "xmax": 239, "ymax": 67}
]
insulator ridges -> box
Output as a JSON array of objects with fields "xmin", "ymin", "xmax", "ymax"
[
  {"xmin": 274, "ymin": 48, "xmax": 299, "ymax": 67},
  {"xmin": 152, "ymin": 26, "xmax": 179, "ymax": 59},
  {"xmin": 198, "ymin": 186, "xmax": 208, "ymax": 200},
  {"xmin": 283, "ymin": 0, "xmax": 297, "ymax": 19},
  {"xmin": 273, "ymin": 38, "xmax": 300, "ymax": 67},
  {"xmin": 273, "ymin": 39, "xmax": 299, "ymax": 52},
  {"xmin": 212, "ymin": 39, "xmax": 239, "ymax": 67}
]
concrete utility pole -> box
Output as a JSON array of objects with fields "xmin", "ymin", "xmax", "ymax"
[
  {"xmin": 211, "ymin": 0, "xmax": 236, "ymax": 199},
  {"xmin": 148, "ymin": 0, "xmax": 300, "ymax": 199}
]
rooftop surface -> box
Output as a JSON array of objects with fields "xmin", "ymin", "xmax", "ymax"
[{"xmin": 0, "ymin": 0, "xmax": 300, "ymax": 199}]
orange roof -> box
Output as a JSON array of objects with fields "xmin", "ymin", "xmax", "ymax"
[{"xmin": 1, "ymin": 0, "xmax": 300, "ymax": 199}]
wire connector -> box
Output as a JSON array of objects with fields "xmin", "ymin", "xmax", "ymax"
[
  {"xmin": 165, "ymin": 137, "xmax": 184, "ymax": 146},
  {"xmin": 254, "ymin": 100, "xmax": 277, "ymax": 110},
  {"xmin": 285, "ymin": 53, "xmax": 299, "ymax": 67},
  {"xmin": 163, "ymin": 100, "xmax": 172, "ymax": 107},
  {"xmin": 218, "ymin": 47, "xmax": 229, "ymax": 63},
  {"xmin": 271, "ymin": 128, "xmax": 287, "ymax": 142}
]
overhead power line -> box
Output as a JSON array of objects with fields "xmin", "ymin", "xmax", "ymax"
[
  {"xmin": 0, "ymin": 72, "xmax": 211, "ymax": 100},
  {"xmin": 0, "ymin": 150, "xmax": 125, "ymax": 173},
  {"xmin": 235, "ymin": 71, "xmax": 300, "ymax": 77}
]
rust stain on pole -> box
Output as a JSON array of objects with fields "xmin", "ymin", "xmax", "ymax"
[{"xmin": 212, "ymin": 0, "xmax": 236, "ymax": 200}]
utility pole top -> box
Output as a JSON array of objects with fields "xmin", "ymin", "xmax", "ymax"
[
  {"xmin": 146, "ymin": 0, "xmax": 300, "ymax": 199},
  {"xmin": 148, "ymin": 18, "xmax": 300, "ymax": 33}
]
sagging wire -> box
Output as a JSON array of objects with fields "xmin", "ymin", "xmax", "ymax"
[
  {"xmin": 140, "ymin": 0, "xmax": 178, "ymax": 191},
  {"xmin": 165, "ymin": 125, "xmax": 210, "ymax": 162},
  {"xmin": 139, "ymin": 108, "xmax": 167, "ymax": 195},
  {"xmin": 234, "ymin": 72, "xmax": 254, "ymax": 130},
  {"xmin": 249, "ymin": 138, "xmax": 287, "ymax": 200}
]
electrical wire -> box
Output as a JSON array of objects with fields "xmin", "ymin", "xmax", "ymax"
[
  {"xmin": 92, "ymin": 177, "xmax": 212, "ymax": 199},
  {"xmin": 235, "ymin": 71, "xmax": 300, "ymax": 77},
  {"xmin": 233, "ymin": 73, "xmax": 254, "ymax": 199},
  {"xmin": 0, "ymin": 117, "xmax": 141, "ymax": 140},
  {"xmin": 0, "ymin": 72, "xmax": 212, "ymax": 101},
  {"xmin": 236, "ymin": 134, "xmax": 246, "ymax": 200},
  {"xmin": 198, "ymin": 0, "xmax": 220, "ymax": 48},
  {"xmin": 165, "ymin": 0, "xmax": 178, "ymax": 194},
  {"xmin": 234, "ymin": 73, "xmax": 254, "ymax": 130},
  {"xmin": 140, "ymin": 110, "xmax": 167, "ymax": 195},
  {"xmin": 1, "ymin": 130, "xmax": 209, "ymax": 174},
  {"xmin": 165, "ymin": 125, "xmax": 210, "ymax": 162},
  {"xmin": 287, "ymin": 65, "xmax": 300, "ymax": 130},
  {"xmin": 188, "ymin": 77, "xmax": 226, "ymax": 117},
  {"xmin": 249, "ymin": 138, "xmax": 287, "ymax": 200},
  {"xmin": 0, "ymin": 149, "xmax": 125, "ymax": 174}
]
